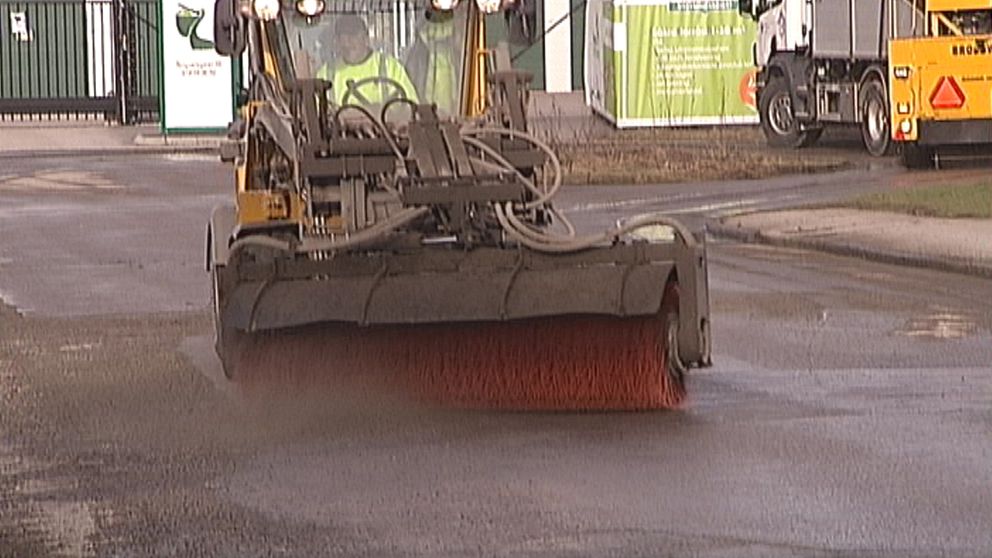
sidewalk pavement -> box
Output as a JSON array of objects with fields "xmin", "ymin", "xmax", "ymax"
[
  {"xmin": 3, "ymin": 120, "xmax": 989, "ymax": 279},
  {"xmin": 711, "ymin": 209, "xmax": 992, "ymax": 278},
  {"xmin": 0, "ymin": 121, "xmax": 220, "ymax": 155}
]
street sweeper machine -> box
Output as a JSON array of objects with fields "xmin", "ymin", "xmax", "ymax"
[{"xmin": 205, "ymin": 0, "xmax": 711, "ymax": 409}]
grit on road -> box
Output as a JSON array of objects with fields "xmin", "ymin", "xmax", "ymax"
[{"xmin": 1, "ymin": 154, "xmax": 990, "ymax": 557}]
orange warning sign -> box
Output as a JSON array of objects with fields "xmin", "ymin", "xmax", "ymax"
[{"xmin": 930, "ymin": 76, "xmax": 966, "ymax": 109}]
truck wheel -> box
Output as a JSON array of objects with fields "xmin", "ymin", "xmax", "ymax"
[
  {"xmin": 860, "ymin": 78, "xmax": 892, "ymax": 156},
  {"xmin": 760, "ymin": 76, "xmax": 809, "ymax": 148},
  {"xmin": 900, "ymin": 143, "xmax": 933, "ymax": 169}
]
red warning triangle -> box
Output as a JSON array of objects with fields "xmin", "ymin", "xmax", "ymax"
[{"xmin": 930, "ymin": 76, "xmax": 965, "ymax": 109}]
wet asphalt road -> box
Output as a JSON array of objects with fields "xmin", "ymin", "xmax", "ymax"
[{"xmin": 1, "ymin": 154, "xmax": 991, "ymax": 557}]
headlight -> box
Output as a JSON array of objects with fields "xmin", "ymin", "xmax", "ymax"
[
  {"xmin": 899, "ymin": 119, "xmax": 912, "ymax": 134},
  {"xmin": 296, "ymin": 0, "xmax": 324, "ymax": 16},
  {"xmin": 253, "ymin": 0, "xmax": 280, "ymax": 20},
  {"xmin": 475, "ymin": 0, "xmax": 502, "ymax": 13},
  {"xmin": 893, "ymin": 66, "xmax": 911, "ymax": 79},
  {"xmin": 431, "ymin": 0, "xmax": 459, "ymax": 10},
  {"xmin": 896, "ymin": 102, "xmax": 911, "ymax": 115}
]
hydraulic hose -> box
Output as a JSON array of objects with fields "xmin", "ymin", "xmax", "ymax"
[
  {"xmin": 463, "ymin": 126, "xmax": 693, "ymax": 254},
  {"xmin": 335, "ymin": 103, "xmax": 407, "ymax": 169},
  {"xmin": 495, "ymin": 203, "xmax": 696, "ymax": 254},
  {"xmin": 229, "ymin": 207, "xmax": 429, "ymax": 256},
  {"xmin": 469, "ymin": 155, "xmax": 576, "ymax": 238},
  {"xmin": 250, "ymin": 111, "xmax": 688, "ymax": 257},
  {"xmin": 461, "ymin": 126, "xmax": 563, "ymax": 208}
]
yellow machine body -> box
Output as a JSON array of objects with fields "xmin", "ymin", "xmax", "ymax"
[
  {"xmin": 889, "ymin": 1, "xmax": 992, "ymax": 161},
  {"xmin": 230, "ymin": 8, "xmax": 488, "ymax": 231}
]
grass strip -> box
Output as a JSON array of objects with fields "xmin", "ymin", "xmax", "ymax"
[
  {"xmin": 847, "ymin": 182, "xmax": 992, "ymax": 219},
  {"xmin": 558, "ymin": 146, "xmax": 847, "ymax": 185},
  {"xmin": 549, "ymin": 129, "xmax": 852, "ymax": 185}
]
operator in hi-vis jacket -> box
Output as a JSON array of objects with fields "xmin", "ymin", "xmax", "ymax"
[{"xmin": 318, "ymin": 15, "xmax": 419, "ymax": 107}]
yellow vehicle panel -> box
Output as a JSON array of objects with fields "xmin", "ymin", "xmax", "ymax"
[
  {"xmin": 927, "ymin": 0, "xmax": 992, "ymax": 11},
  {"xmin": 237, "ymin": 190, "xmax": 306, "ymax": 226},
  {"xmin": 890, "ymin": 34, "xmax": 992, "ymax": 141}
]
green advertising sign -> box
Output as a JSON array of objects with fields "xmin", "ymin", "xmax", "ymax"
[{"xmin": 586, "ymin": 0, "xmax": 757, "ymax": 128}]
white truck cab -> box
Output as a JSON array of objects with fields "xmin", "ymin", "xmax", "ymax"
[
  {"xmin": 739, "ymin": 0, "xmax": 914, "ymax": 156},
  {"xmin": 747, "ymin": 0, "xmax": 809, "ymax": 66}
]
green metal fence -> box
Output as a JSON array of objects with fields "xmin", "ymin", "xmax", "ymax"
[{"xmin": 0, "ymin": 0, "xmax": 160, "ymax": 122}]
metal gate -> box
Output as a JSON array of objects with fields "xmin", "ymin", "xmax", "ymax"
[{"xmin": 0, "ymin": 0, "xmax": 160, "ymax": 123}]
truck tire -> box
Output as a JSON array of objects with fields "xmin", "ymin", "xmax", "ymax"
[
  {"xmin": 900, "ymin": 143, "xmax": 933, "ymax": 169},
  {"xmin": 860, "ymin": 78, "xmax": 892, "ymax": 156},
  {"xmin": 759, "ymin": 75, "xmax": 810, "ymax": 148}
]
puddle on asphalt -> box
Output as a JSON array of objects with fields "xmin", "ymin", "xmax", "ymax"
[
  {"xmin": 58, "ymin": 342, "xmax": 102, "ymax": 353},
  {"xmin": 0, "ymin": 170, "xmax": 121, "ymax": 193},
  {"xmin": 162, "ymin": 153, "xmax": 218, "ymax": 163},
  {"xmin": 849, "ymin": 270, "xmax": 896, "ymax": 283},
  {"xmin": 179, "ymin": 335, "xmax": 243, "ymax": 404},
  {"xmin": 18, "ymin": 473, "xmax": 76, "ymax": 496},
  {"xmin": 736, "ymin": 244, "xmax": 812, "ymax": 262},
  {"xmin": 0, "ymin": 442, "xmax": 99, "ymax": 557},
  {"xmin": 895, "ymin": 308, "xmax": 979, "ymax": 340},
  {"xmin": 712, "ymin": 291, "xmax": 827, "ymax": 322},
  {"xmin": 0, "ymin": 291, "xmax": 28, "ymax": 315},
  {"xmin": 627, "ymin": 220, "xmax": 676, "ymax": 242},
  {"xmin": 35, "ymin": 501, "xmax": 98, "ymax": 557}
]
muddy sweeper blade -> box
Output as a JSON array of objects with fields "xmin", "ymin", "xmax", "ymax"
[{"xmin": 211, "ymin": 241, "xmax": 710, "ymax": 410}]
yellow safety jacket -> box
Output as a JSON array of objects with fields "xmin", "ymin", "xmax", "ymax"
[
  {"xmin": 407, "ymin": 20, "xmax": 458, "ymax": 114},
  {"xmin": 318, "ymin": 51, "xmax": 419, "ymax": 106}
]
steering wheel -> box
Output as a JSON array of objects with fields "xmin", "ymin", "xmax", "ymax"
[{"xmin": 340, "ymin": 76, "xmax": 408, "ymax": 106}]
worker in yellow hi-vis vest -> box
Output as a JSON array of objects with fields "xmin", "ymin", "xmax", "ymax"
[
  {"xmin": 405, "ymin": 11, "xmax": 459, "ymax": 115},
  {"xmin": 317, "ymin": 15, "xmax": 419, "ymax": 107}
]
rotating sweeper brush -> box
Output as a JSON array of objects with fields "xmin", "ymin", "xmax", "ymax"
[{"xmin": 205, "ymin": 0, "xmax": 711, "ymax": 410}]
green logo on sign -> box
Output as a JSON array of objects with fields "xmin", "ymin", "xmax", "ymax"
[{"xmin": 176, "ymin": 4, "xmax": 214, "ymax": 50}]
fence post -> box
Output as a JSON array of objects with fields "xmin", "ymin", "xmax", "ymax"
[{"xmin": 111, "ymin": 0, "xmax": 131, "ymax": 124}]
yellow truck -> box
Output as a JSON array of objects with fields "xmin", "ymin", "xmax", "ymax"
[{"xmin": 889, "ymin": 0, "xmax": 992, "ymax": 167}]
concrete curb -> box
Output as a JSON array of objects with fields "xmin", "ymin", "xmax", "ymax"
[
  {"xmin": 707, "ymin": 219, "xmax": 992, "ymax": 279},
  {"xmin": 0, "ymin": 145, "xmax": 218, "ymax": 159},
  {"xmin": 0, "ymin": 123, "xmax": 223, "ymax": 158},
  {"xmin": 133, "ymin": 134, "xmax": 224, "ymax": 149}
]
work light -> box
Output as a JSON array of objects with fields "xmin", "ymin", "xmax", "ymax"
[
  {"xmin": 431, "ymin": 0, "xmax": 460, "ymax": 10},
  {"xmin": 296, "ymin": 0, "xmax": 324, "ymax": 16},
  {"xmin": 475, "ymin": 0, "xmax": 502, "ymax": 13},
  {"xmin": 253, "ymin": 0, "xmax": 280, "ymax": 20}
]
